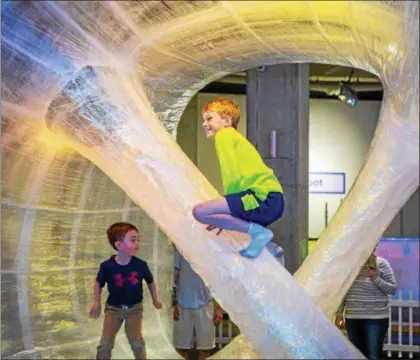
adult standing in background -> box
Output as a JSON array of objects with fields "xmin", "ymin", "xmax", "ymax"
[
  {"xmin": 335, "ymin": 249, "xmax": 397, "ymax": 360},
  {"xmin": 172, "ymin": 246, "xmax": 223, "ymax": 360}
]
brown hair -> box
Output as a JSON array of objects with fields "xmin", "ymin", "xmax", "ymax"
[
  {"xmin": 202, "ymin": 97, "xmax": 240, "ymax": 129},
  {"xmin": 107, "ymin": 222, "xmax": 138, "ymax": 251}
]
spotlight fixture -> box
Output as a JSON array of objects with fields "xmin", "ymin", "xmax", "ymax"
[{"xmin": 338, "ymin": 82, "xmax": 358, "ymax": 106}]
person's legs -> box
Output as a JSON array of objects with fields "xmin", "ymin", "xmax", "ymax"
[
  {"xmin": 239, "ymin": 192, "xmax": 284, "ymax": 258},
  {"xmin": 345, "ymin": 318, "xmax": 367, "ymax": 357},
  {"xmin": 176, "ymin": 348, "xmax": 189, "ymax": 359},
  {"xmin": 124, "ymin": 303, "xmax": 146, "ymax": 360},
  {"xmin": 198, "ymin": 349, "xmax": 211, "ymax": 360},
  {"xmin": 192, "ymin": 197, "xmax": 250, "ymax": 233},
  {"xmin": 365, "ymin": 318, "xmax": 389, "ymax": 360},
  {"xmin": 96, "ymin": 306, "xmax": 124, "ymax": 359},
  {"xmin": 192, "ymin": 197, "xmax": 273, "ymax": 258},
  {"xmin": 174, "ymin": 307, "xmax": 195, "ymax": 358},
  {"xmin": 195, "ymin": 302, "xmax": 215, "ymax": 360}
]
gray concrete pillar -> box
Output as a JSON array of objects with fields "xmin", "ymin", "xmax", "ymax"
[
  {"xmin": 247, "ymin": 64, "xmax": 310, "ymax": 274},
  {"xmin": 177, "ymin": 95, "xmax": 198, "ymax": 164}
]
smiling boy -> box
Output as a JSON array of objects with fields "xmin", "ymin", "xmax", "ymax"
[{"xmin": 192, "ymin": 98, "xmax": 285, "ymax": 259}]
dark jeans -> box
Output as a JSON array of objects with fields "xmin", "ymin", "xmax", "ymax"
[{"xmin": 346, "ymin": 318, "xmax": 389, "ymax": 360}]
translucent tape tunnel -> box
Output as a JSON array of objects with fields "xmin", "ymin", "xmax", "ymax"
[{"xmin": 1, "ymin": 1, "xmax": 418, "ymax": 359}]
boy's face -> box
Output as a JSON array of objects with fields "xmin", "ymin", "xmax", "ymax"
[
  {"xmin": 202, "ymin": 111, "xmax": 231, "ymax": 138},
  {"xmin": 116, "ymin": 230, "xmax": 139, "ymax": 256}
]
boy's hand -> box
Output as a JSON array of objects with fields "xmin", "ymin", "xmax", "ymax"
[
  {"xmin": 173, "ymin": 304, "xmax": 180, "ymax": 321},
  {"xmin": 89, "ymin": 302, "xmax": 101, "ymax": 319},
  {"xmin": 153, "ymin": 299, "xmax": 163, "ymax": 310},
  {"xmin": 206, "ymin": 225, "xmax": 223, "ymax": 235}
]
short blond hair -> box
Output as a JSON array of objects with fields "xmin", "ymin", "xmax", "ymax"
[{"xmin": 202, "ymin": 97, "xmax": 240, "ymax": 129}]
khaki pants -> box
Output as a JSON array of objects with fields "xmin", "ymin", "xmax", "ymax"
[
  {"xmin": 96, "ymin": 302, "xmax": 146, "ymax": 360},
  {"xmin": 174, "ymin": 302, "xmax": 215, "ymax": 350}
]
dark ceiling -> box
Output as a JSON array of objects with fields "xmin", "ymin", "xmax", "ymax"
[{"xmin": 201, "ymin": 64, "xmax": 382, "ymax": 101}]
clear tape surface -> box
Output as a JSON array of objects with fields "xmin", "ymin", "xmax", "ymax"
[{"xmin": 1, "ymin": 1, "xmax": 418, "ymax": 359}]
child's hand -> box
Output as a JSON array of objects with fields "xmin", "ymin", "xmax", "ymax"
[
  {"xmin": 153, "ymin": 299, "xmax": 163, "ymax": 310},
  {"xmin": 206, "ymin": 225, "xmax": 223, "ymax": 235},
  {"xmin": 89, "ymin": 302, "xmax": 101, "ymax": 319}
]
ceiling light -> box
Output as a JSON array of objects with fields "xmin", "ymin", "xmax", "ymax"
[{"xmin": 338, "ymin": 83, "xmax": 358, "ymax": 106}]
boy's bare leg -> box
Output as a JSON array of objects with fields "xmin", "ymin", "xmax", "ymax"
[
  {"xmin": 192, "ymin": 198, "xmax": 250, "ymax": 233},
  {"xmin": 192, "ymin": 198, "xmax": 273, "ymax": 258}
]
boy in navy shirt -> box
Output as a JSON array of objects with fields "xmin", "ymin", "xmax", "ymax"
[{"xmin": 89, "ymin": 222, "xmax": 162, "ymax": 359}]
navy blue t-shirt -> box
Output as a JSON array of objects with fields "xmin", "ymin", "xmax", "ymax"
[{"xmin": 96, "ymin": 255, "xmax": 154, "ymax": 307}]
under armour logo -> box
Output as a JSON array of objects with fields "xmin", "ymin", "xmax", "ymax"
[{"xmin": 114, "ymin": 272, "xmax": 140, "ymax": 287}]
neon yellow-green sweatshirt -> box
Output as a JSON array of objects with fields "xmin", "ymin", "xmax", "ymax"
[{"xmin": 215, "ymin": 127, "xmax": 283, "ymax": 211}]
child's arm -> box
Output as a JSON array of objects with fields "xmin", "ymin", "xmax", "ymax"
[
  {"xmin": 90, "ymin": 264, "xmax": 105, "ymax": 319},
  {"xmin": 147, "ymin": 281, "xmax": 162, "ymax": 309},
  {"xmin": 144, "ymin": 262, "xmax": 162, "ymax": 309},
  {"xmin": 89, "ymin": 280, "xmax": 103, "ymax": 319},
  {"xmin": 93, "ymin": 280, "xmax": 102, "ymax": 304}
]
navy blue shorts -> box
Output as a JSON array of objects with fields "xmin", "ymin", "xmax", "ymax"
[{"xmin": 225, "ymin": 190, "xmax": 285, "ymax": 227}]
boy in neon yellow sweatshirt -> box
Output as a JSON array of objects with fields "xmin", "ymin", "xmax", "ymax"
[{"xmin": 192, "ymin": 98, "xmax": 285, "ymax": 259}]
